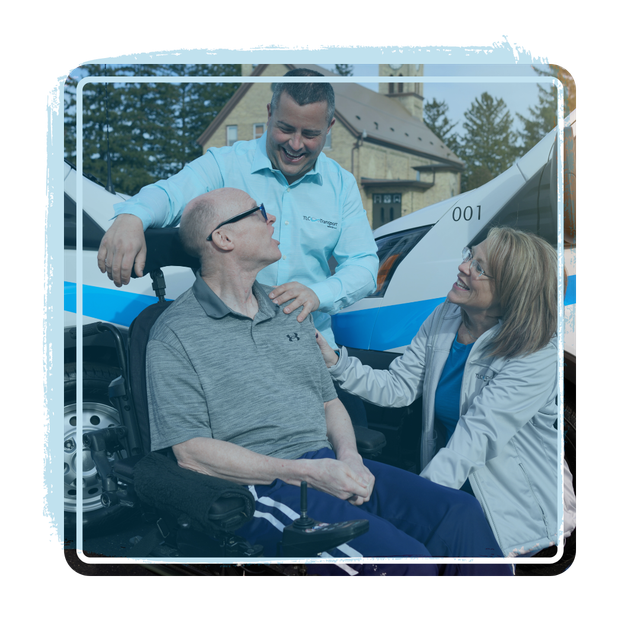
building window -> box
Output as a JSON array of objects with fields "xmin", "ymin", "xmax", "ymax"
[
  {"xmin": 226, "ymin": 125, "xmax": 238, "ymax": 147},
  {"xmin": 372, "ymin": 193, "xmax": 402, "ymax": 229},
  {"xmin": 253, "ymin": 123, "xmax": 266, "ymax": 139},
  {"xmin": 374, "ymin": 194, "xmax": 402, "ymax": 205}
]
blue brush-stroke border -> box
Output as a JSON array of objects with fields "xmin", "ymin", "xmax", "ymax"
[{"xmin": 45, "ymin": 41, "xmax": 570, "ymax": 568}]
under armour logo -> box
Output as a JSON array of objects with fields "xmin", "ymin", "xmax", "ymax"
[{"xmin": 286, "ymin": 333, "xmax": 300, "ymax": 342}]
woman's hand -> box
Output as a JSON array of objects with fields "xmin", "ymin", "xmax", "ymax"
[{"xmin": 315, "ymin": 331, "xmax": 339, "ymax": 368}]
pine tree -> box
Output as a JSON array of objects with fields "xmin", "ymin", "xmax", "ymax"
[
  {"xmin": 517, "ymin": 83, "xmax": 557, "ymax": 154},
  {"xmin": 459, "ymin": 92, "xmax": 519, "ymax": 191},
  {"xmin": 423, "ymin": 98, "xmax": 461, "ymax": 156},
  {"xmin": 333, "ymin": 64, "xmax": 353, "ymax": 76},
  {"xmin": 517, "ymin": 65, "xmax": 576, "ymax": 154},
  {"xmin": 64, "ymin": 64, "xmax": 240, "ymax": 195}
]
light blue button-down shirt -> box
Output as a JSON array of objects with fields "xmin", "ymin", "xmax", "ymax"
[{"xmin": 113, "ymin": 136, "xmax": 379, "ymax": 347}]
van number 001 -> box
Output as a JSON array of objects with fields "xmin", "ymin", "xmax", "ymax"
[{"xmin": 452, "ymin": 206, "xmax": 481, "ymax": 222}]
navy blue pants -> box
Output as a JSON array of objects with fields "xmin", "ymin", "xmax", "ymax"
[{"xmin": 235, "ymin": 448, "xmax": 512, "ymax": 576}]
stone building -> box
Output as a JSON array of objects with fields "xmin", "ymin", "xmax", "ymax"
[{"xmin": 197, "ymin": 63, "xmax": 463, "ymax": 229}]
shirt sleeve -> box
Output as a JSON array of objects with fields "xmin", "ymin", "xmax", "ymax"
[
  {"xmin": 112, "ymin": 151, "xmax": 224, "ymax": 230},
  {"xmin": 329, "ymin": 314, "xmax": 432, "ymax": 408},
  {"xmin": 308, "ymin": 177, "xmax": 379, "ymax": 314}
]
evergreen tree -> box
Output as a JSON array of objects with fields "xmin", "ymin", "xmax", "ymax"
[
  {"xmin": 517, "ymin": 65, "xmax": 576, "ymax": 154},
  {"xmin": 517, "ymin": 82, "xmax": 556, "ymax": 154},
  {"xmin": 423, "ymin": 98, "xmax": 461, "ymax": 156},
  {"xmin": 64, "ymin": 64, "xmax": 240, "ymax": 195},
  {"xmin": 459, "ymin": 92, "xmax": 519, "ymax": 191},
  {"xmin": 333, "ymin": 64, "xmax": 353, "ymax": 76}
]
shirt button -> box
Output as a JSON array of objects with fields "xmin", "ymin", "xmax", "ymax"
[
  {"xmin": 285, "ymin": 221, "xmax": 289, "ymax": 226},
  {"xmin": 282, "ymin": 255, "xmax": 287, "ymax": 260},
  {"xmin": 286, "ymin": 188, "xmax": 291, "ymax": 192}
]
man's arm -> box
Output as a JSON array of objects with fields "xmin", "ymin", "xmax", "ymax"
[
  {"xmin": 98, "ymin": 153, "xmax": 223, "ymax": 286},
  {"xmin": 173, "ymin": 436, "xmax": 372, "ymax": 503},
  {"xmin": 97, "ymin": 214, "xmax": 147, "ymax": 287},
  {"xmin": 324, "ymin": 397, "xmax": 375, "ymax": 504}
]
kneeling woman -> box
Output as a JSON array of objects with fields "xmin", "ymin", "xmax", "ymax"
[{"xmin": 317, "ymin": 227, "xmax": 573, "ymax": 558}]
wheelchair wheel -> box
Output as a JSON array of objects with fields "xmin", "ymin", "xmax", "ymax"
[{"xmin": 63, "ymin": 363, "xmax": 131, "ymax": 535}]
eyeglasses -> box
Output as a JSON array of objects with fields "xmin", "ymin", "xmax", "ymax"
[
  {"xmin": 462, "ymin": 247, "xmax": 494, "ymax": 279},
  {"xmin": 206, "ymin": 203, "xmax": 268, "ymax": 240}
]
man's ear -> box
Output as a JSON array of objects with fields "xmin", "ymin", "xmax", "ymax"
[{"xmin": 209, "ymin": 228, "xmax": 234, "ymax": 252}]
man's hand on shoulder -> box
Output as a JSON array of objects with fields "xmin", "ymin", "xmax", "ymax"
[
  {"xmin": 97, "ymin": 214, "xmax": 147, "ymax": 287},
  {"xmin": 269, "ymin": 281, "xmax": 319, "ymax": 323}
]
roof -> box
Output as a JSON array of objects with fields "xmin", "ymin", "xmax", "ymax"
[{"xmin": 197, "ymin": 64, "xmax": 464, "ymax": 168}]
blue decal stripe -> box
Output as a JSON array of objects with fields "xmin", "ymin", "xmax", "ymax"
[
  {"xmin": 370, "ymin": 298, "xmax": 446, "ymax": 351},
  {"xmin": 331, "ymin": 306, "xmax": 381, "ymax": 350},
  {"xmin": 333, "ymin": 298, "xmax": 445, "ymax": 352},
  {"xmin": 64, "ymin": 282, "xmax": 167, "ymax": 326},
  {"xmin": 565, "ymin": 275, "xmax": 576, "ymax": 306},
  {"xmin": 334, "ymin": 276, "xmax": 577, "ymax": 352}
]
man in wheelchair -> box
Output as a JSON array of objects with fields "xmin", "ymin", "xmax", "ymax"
[{"xmin": 144, "ymin": 187, "xmax": 512, "ymax": 576}]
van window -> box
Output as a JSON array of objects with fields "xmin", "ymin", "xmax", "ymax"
[
  {"xmin": 64, "ymin": 193, "xmax": 106, "ymax": 251},
  {"xmin": 469, "ymin": 156, "xmax": 557, "ymax": 247},
  {"xmin": 368, "ymin": 225, "xmax": 434, "ymax": 298}
]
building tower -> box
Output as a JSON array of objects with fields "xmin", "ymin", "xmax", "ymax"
[{"xmin": 379, "ymin": 63, "xmax": 424, "ymax": 119}]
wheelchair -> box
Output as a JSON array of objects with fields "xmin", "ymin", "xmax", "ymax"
[{"xmin": 80, "ymin": 228, "xmax": 386, "ymax": 566}]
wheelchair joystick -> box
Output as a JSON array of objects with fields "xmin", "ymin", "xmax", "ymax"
[
  {"xmin": 293, "ymin": 481, "xmax": 315, "ymax": 529},
  {"xmin": 280, "ymin": 481, "xmax": 370, "ymax": 557}
]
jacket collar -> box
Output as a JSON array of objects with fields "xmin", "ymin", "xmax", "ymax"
[{"xmin": 441, "ymin": 300, "xmax": 503, "ymax": 355}]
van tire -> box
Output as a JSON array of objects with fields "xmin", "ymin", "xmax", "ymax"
[{"xmin": 63, "ymin": 363, "xmax": 131, "ymax": 535}]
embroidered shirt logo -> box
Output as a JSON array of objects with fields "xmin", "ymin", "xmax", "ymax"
[
  {"xmin": 476, "ymin": 373, "xmax": 493, "ymax": 381},
  {"xmin": 286, "ymin": 333, "xmax": 300, "ymax": 342},
  {"xmin": 302, "ymin": 215, "xmax": 338, "ymax": 230}
]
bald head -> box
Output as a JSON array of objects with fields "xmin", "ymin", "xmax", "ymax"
[{"xmin": 179, "ymin": 188, "xmax": 256, "ymax": 262}]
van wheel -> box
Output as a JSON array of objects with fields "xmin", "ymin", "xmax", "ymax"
[{"xmin": 63, "ymin": 363, "xmax": 130, "ymax": 535}]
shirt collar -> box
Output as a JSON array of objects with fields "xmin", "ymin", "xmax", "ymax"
[
  {"xmin": 192, "ymin": 270, "xmax": 278, "ymax": 320},
  {"xmin": 251, "ymin": 133, "xmax": 324, "ymax": 186}
]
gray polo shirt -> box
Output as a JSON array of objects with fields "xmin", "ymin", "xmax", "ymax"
[{"xmin": 146, "ymin": 272, "xmax": 336, "ymax": 460}]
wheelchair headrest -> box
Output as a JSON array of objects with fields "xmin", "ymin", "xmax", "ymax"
[{"xmin": 132, "ymin": 228, "xmax": 200, "ymax": 279}]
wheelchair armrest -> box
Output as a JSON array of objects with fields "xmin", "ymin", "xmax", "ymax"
[
  {"xmin": 354, "ymin": 425, "xmax": 386, "ymax": 458},
  {"xmin": 133, "ymin": 452, "xmax": 255, "ymax": 534}
]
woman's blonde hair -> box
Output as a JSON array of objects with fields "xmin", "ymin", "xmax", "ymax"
[{"xmin": 480, "ymin": 227, "xmax": 558, "ymax": 359}]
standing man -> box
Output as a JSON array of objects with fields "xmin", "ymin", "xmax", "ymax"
[{"xmin": 97, "ymin": 68, "xmax": 378, "ymax": 350}]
